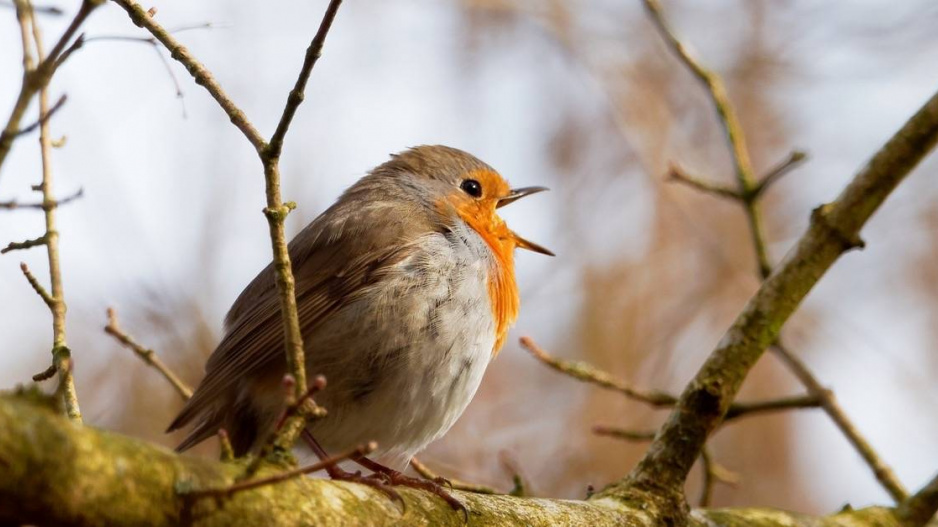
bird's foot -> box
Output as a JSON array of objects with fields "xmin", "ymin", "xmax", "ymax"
[
  {"xmin": 326, "ymin": 466, "xmax": 405, "ymax": 511},
  {"xmin": 367, "ymin": 467, "xmax": 467, "ymax": 521}
]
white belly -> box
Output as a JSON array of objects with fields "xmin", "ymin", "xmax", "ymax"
[{"xmin": 304, "ymin": 221, "xmax": 497, "ymax": 466}]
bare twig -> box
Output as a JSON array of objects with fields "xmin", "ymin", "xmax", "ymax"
[
  {"xmin": 631, "ymin": 0, "xmax": 911, "ymax": 505},
  {"xmin": 607, "ymin": 14, "xmax": 938, "ymax": 503},
  {"xmin": 410, "ymin": 457, "xmax": 498, "ymax": 495},
  {"xmin": 751, "ymin": 150, "xmax": 808, "ymax": 199},
  {"xmin": 521, "ymin": 336, "xmax": 675, "ymax": 406},
  {"xmin": 2, "ymin": 233, "xmax": 48, "ymax": 254},
  {"xmin": 110, "ymin": 0, "xmax": 344, "ymax": 453},
  {"xmin": 772, "ymin": 343, "xmax": 907, "ymax": 502},
  {"xmin": 257, "ymin": 0, "xmax": 343, "ymax": 450},
  {"xmin": 266, "ymin": 0, "xmax": 342, "ymax": 160},
  {"xmin": 109, "ymin": 0, "xmax": 265, "ymax": 151},
  {"xmin": 241, "ymin": 374, "xmax": 328, "ymax": 480},
  {"xmin": 19, "ymin": 262, "xmax": 53, "ymax": 307},
  {"xmin": 722, "ymin": 394, "xmax": 820, "ymax": 420},
  {"xmin": 0, "ymin": 0, "xmax": 101, "ymax": 176},
  {"xmin": 0, "ymin": 187, "xmax": 82, "ymax": 210},
  {"xmin": 522, "ymin": 336, "xmax": 820, "ymax": 420},
  {"xmin": 187, "ymin": 442, "xmax": 377, "ymax": 499},
  {"xmin": 104, "ymin": 307, "xmax": 194, "ymax": 401},
  {"xmin": 592, "ymin": 426, "xmax": 656, "ymax": 442},
  {"xmin": 17, "ymin": 5, "xmax": 82, "ymax": 421},
  {"xmin": 273, "ymin": 374, "xmax": 327, "ymax": 432},
  {"xmin": 667, "ymin": 164, "xmax": 740, "ymax": 201},
  {"xmin": 641, "ymin": 0, "xmax": 771, "ymax": 278},
  {"xmin": 14, "ymin": 93, "xmax": 66, "ymax": 137},
  {"xmin": 698, "ymin": 447, "xmax": 739, "ymax": 507},
  {"xmin": 897, "ymin": 472, "xmax": 938, "ymax": 527},
  {"xmin": 0, "ymin": 0, "xmax": 62, "ymax": 15}
]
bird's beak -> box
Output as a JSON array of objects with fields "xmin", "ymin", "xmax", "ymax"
[
  {"xmin": 497, "ymin": 186, "xmax": 554, "ymax": 256},
  {"xmin": 512, "ymin": 231, "xmax": 555, "ymax": 256},
  {"xmin": 496, "ymin": 186, "xmax": 549, "ymax": 209}
]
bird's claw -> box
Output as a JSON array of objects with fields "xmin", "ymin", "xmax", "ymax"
[{"xmin": 327, "ymin": 467, "xmax": 406, "ymax": 512}]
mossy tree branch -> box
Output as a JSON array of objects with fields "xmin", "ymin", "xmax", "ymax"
[{"xmin": 0, "ymin": 391, "xmax": 913, "ymax": 527}]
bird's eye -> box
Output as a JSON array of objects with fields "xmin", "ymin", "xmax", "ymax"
[{"xmin": 460, "ymin": 179, "xmax": 482, "ymax": 198}]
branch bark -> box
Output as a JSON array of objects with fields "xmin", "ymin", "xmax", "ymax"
[{"xmin": 0, "ymin": 391, "xmax": 909, "ymax": 527}]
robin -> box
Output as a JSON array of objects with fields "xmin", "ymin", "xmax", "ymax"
[{"xmin": 167, "ymin": 145, "xmax": 551, "ymax": 511}]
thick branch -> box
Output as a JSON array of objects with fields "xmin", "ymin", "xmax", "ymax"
[
  {"xmin": 0, "ymin": 392, "xmax": 909, "ymax": 527},
  {"xmin": 642, "ymin": 0, "xmax": 909, "ymax": 505},
  {"xmin": 898, "ymin": 472, "xmax": 938, "ymax": 527},
  {"xmin": 607, "ymin": 85, "xmax": 938, "ymax": 502}
]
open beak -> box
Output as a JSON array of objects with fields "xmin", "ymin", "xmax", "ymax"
[
  {"xmin": 496, "ymin": 186, "xmax": 549, "ymax": 209},
  {"xmin": 512, "ymin": 231, "xmax": 555, "ymax": 256},
  {"xmin": 497, "ymin": 186, "xmax": 554, "ymax": 257}
]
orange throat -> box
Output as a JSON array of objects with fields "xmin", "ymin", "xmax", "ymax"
[{"xmin": 455, "ymin": 206, "xmax": 520, "ymax": 357}]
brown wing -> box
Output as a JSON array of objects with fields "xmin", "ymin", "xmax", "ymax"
[{"xmin": 167, "ymin": 188, "xmax": 432, "ymax": 450}]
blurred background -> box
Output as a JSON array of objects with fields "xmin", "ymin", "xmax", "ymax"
[{"xmin": 3, "ymin": 0, "xmax": 938, "ymax": 513}]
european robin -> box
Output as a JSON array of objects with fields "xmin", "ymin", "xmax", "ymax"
[{"xmin": 167, "ymin": 145, "xmax": 551, "ymax": 508}]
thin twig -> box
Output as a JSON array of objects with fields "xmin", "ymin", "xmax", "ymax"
[
  {"xmin": 592, "ymin": 426, "xmax": 656, "ymax": 442},
  {"xmin": 610, "ymin": 15, "xmax": 938, "ymax": 503},
  {"xmin": 2, "ymin": 233, "xmax": 48, "ymax": 253},
  {"xmin": 897, "ymin": 471, "xmax": 938, "ymax": 527},
  {"xmin": 266, "ymin": 0, "xmax": 342, "ymax": 160},
  {"xmin": 272, "ymin": 374, "xmax": 327, "ymax": 432},
  {"xmin": 111, "ymin": 0, "xmax": 344, "ymax": 453},
  {"xmin": 241, "ymin": 374, "xmax": 329, "ymax": 480},
  {"xmin": 188, "ymin": 442, "xmax": 377, "ymax": 499},
  {"xmin": 772, "ymin": 343, "xmax": 907, "ymax": 502},
  {"xmin": 522, "ymin": 336, "xmax": 820, "ymax": 420},
  {"xmin": 0, "ymin": 0, "xmax": 101, "ymax": 176},
  {"xmin": 0, "ymin": 187, "xmax": 83, "ymax": 210},
  {"xmin": 751, "ymin": 150, "xmax": 808, "ymax": 199},
  {"xmin": 14, "ymin": 93, "xmax": 66, "ymax": 137},
  {"xmin": 29, "ymin": 6, "xmax": 81, "ymax": 422},
  {"xmin": 104, "ymin": 307, "xmax": 194, "ymax": 401},
  {"xmin": 0, "ymin": 0, "xmax": 62, "ymax": 15},
  {"xmin": 723, "ymin": 394, "xmax": 820, "ymax": 421},
  {"xmin": 110, "ymin": 0, "xmax": 265, "ymax": 151},
  {"xmin": 19, "ymin": 262, "xmax": 53, "ymax": 307},
  {"xmin": 637, "ymin": 0, "xmax": 909, "ymax": 505},
  {"xmin": 667, "ymin": 164, "xmax": 740, "ymax": 201},
  {"xmin": 410, "ymin": 457, "xmax": 498, "ymax": 495},
  {"xmin": 698, "ymin": 447, "xmax": 739, "ymax": 507},
  {"xmin": 520, "ymin": 336, "xmax": 676, "ymax": 406}
]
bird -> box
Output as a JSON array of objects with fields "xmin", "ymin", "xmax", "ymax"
[{"xmin": 167, "ymin": 145, "xmax": 551, "ymax": 509}]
